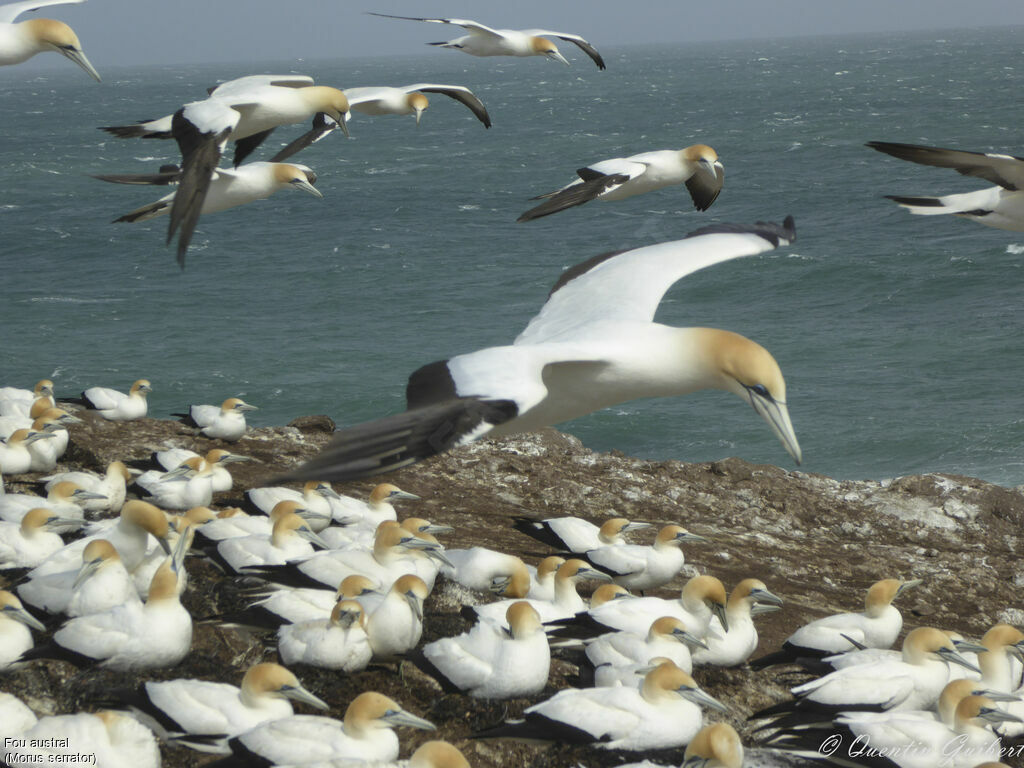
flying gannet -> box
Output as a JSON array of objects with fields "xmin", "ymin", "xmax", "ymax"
[
  {"xmin": 0, "ymin": 0, "xmax": 99, "ymax": 80},
  {"xmin": 368, "ymin": 13, "xmax": 605, "ymax": 69},
  {"xmin": 276, "ymin": 218, "xmax": 800, "ymax": 485},
  {"xmin": 345, "ymin": 83, "xmax": 490, "ymax": 128}
]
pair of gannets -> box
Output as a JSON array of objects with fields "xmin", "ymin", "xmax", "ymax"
[
  {"xmin": 42, "ymin": 459, "xmax": 133, "ymax": 512},
  {"xmin": 173, "ymin": 397, "xmax": 257, "ymax": 441},
  {"xmin": 0, "ymin": 479, "xmax": 104, "ymax": 522},
  {"xmin": 279, "ymin": 218, "xmax": 801, "ymax": 485},
  {"xmin": 154, "ymin": 447, "xmax": 251, "ymax": 493},
  {"xmin": 413, "ymin": 601, "xmax": 550, "ymax": 699},
  {"xmin": 582, "ymin": 613, "xmax": 705, "ymax": 685},
  {"xmin": 0, "ymin": 0, "xmax": 99, "ymax": 80},
  {"xmin": 207, "ymin": 502, "xmax": 327, "ymax": 574},
  {"xmin": 475, "ymin": 659, "xmax": 726, "ymax": 750},
  {"xmin": 102, "ymin": 74, "xmax": 349, "ymax": 266},
  {"xmin": 0, "ymin": 428, "xmax": 54, "ymax": 474},
  {"xmin": 869, "ymin": 140, "xmax": 1024, "ymax": 232},
  {"xmin": 136, "ymin": 455, "xmax": 217, "ymax": 510},
  {"xmin": 577, "ymin": 523, "xmax": 707, "ymax": 593},
  {"xmin": 750, "ymin": 577, "xmax": 922, "ymax": 669},
  {"xmin": 691, "ymin": 578, "xmax": 783, "ymax": 667},
  {"xmin": 513, "ymin": 515, "xmax": 652, "ymax": 552},
  {"xmin": 370, "ymin": 13, "xmax": 605, "ymax": 69},
  {"xmin": 518, "ymin": 144, "xmax": 725, "ymax": 222},
  {"xmin": 80, "ymin": 379, "xmax": 151, "ymax": 420},
  {"xmin": 345, "ymin": 83, "xmax": 490, "ymax": 128}
]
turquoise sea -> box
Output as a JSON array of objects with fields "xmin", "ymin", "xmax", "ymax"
[{"xmin": 3, "ymin": 26, "xmax": 1024, "ymax": 485}]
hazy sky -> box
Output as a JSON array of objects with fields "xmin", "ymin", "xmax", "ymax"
[{"xmin": 8, "ymin": 0, "xmax": 1024, "ymax": 71}]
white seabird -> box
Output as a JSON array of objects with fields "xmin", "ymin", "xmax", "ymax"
[
  {"xmin": 513, "ymin": 515, "xmax": 652, "ymax": 552},
  {"xmin": 279, "ymin": 218, "xmax": 800, "ymax": 484},
  {"xmin": 518, "ymin": 144, "xmax": 724, "ymax": 222},
  {"xmin": 278, "ymin": 598, "xmax": 372, "ymax": 671},
  {"xmin": 326, "ymin": 483, "xmax": 420, "ymax": 529},
  {"xmin": 101, "ymin": 75, "xmax": 349, "ymax": 266},
  {"xmin": 81, "ymin": 379, "xmax": 151, "ymax": 421},
  {"xmin": 219, "ymin": 573, "xmax": 381, "ymax": 631},
  {"xmin": 0, "ymin": 479, "xmax": 104, "ymax": 523},
  {"xmin": 368, "ymin": 13, "xmax": 605, "ymax": 69},
  {"xmin": 414, "ymin": 601, "xmax": 550, "ymax": 698},
  {"xmin": 345, "ymin": 83, "xmax": 490, "ymax": 128},
  {"xmin": 0, "ymin": 507, "xmax": 82, "ymax": 568},
  {"xmin": 581, "ymin": 523, "xmax": 706, "ymax": 593},
  {"xmin": 526, "ymin": 555, "xmax": 566, "ymax": 601},
  {"xmin": 0, "ymin": 711, "xmax": 159, "ymax": 768},
  {"xmin": 868, "ymin": 140, "xmax": 1024, "ymax": 231},
  {"xmin": 750, "ymin": 577, "xmax": 922, "ymax": 669},
  {"xmin": 0, "ymin": 378, "xmax": 54, "ymax": 414},
  {"xmin": 246, "ymin": 479, "xmax": 340, "ymax": 521},
  {"xmin": 41, "ymin": 460, "xmax": 133, "ymax": 513},
  {"xmin": 583, "ymin": 615, "xmax": 706, "ymax": 684},
  {"xmin": 215, "ymin": 692, "xmax": 435, "ymax": 763},
  {"xmin": 22, "ymin": 407, "xmax": 80, "ymax": 471},
  {"xmin": 18, "ymin": 538, "xmax": 138, "ymax": 617},
  {"xmin": 440, "ymin": 547, "xmax": 531, "ymax": 596},
  {"xmin": 210, "ymin": 504, "xmax": 328, "ymax": 575},
  {"xmin": 0, "ymin": 428, "xmax": 55, "ymax": 475},
  {"xmin": 0, "ymin": 590, "xmax": 47, "ymax": 669},
  {"xmin": 116, "ymin": 661, "xmax": 327, "ymax": 743},
  {"xmin": 0, "ymin": 0, "xmax": 99, "ymax": 80},
  {"xmin": 691, "ymin": 577, "xmax": 783, "ymax": 667},
  {"xmin": 364, "ymin": 573, "xmax": 429, "ymax": 660},
  {"xmin": 171, "ymin": 396, "xmax": 259, "ymax": 441},
  {"xmin": 153, "ymin": 447, "xmax": 251, "ymax": 494},
  {"xmin": 474, "ymin": 659, "xmax": 726, "ymax": 750}
]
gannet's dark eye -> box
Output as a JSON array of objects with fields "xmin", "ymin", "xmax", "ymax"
[{"xmin": 749, "ymin": 384, "xmax": 770, "ymax": 398}]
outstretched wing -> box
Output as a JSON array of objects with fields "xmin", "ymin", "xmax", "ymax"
[
  {"xmin": 0, "ymin": 0, "xmax": 84, "ymax": 24},
  {"xmin": 207, "ymin": 74, "xmax": 314, "ymax": 99},
  {"xmin": 404, "ymin": 83, "xmax": 491, "ymax": 128},
  {"xmin": 366, "ymin": 12, "xmax": 506, "ymax": 38},
  {"xmin": 515, "ymin": 218, "xmax": 796, "ymax": 345},
  {"xmin": 867, "ymin": 141, "xmax": 1024, "ymax": 191},
  {"xmin": 522, "ymin": 29, "xmax": 605, "ymax": 69}
]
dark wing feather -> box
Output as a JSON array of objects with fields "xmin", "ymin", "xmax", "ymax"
[
  {"xmin": 685, "ymin": 165, "xmax": 724, "ymax": 211},
  {"xmin": 866, "ymin": 140, "xmax": 1024, "ymax": 190},
  {"xmin": 268, "ymin": 114, "xmax": 336, "ymax": 163},
  {"xmin": 231, "ymin": 128, "xmax": 276, "ymax": 167},
  {"xmin": 517, "ymin": 173, "xmax": 630, "ymax": 222},
  {"xmin": 556, "ymin": 36, "xmax": 606, "ymax": 70},
  {"xmin": 416, "ymin": 86, "xmax": 491, "ymax": 128},
  {"xmin": 92, "ymin": 169, "xmax": 182, "ymax": 186}
]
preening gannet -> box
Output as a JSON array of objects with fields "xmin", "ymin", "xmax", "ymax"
[
  {"xmin": 0, "ymin": 0, "xmax": 99, "ymax": 80},
  {"xmin": 345, "ymin": 83, "xmax": 490, "ymax": 128},
  {"xmin": 277, "ymin": 599, "xmax": 372, "ymax": 671},
  {"xmin": 278, "ymin": 218, "xmax": 800, "ymax": 484},
  {"xmin": 81, "ymin": 379, "xmax": 151, "ymax": 420},
  {"xmin": 750, "ymin": 577, "xmax": 922, "ymax": 669},
  {"xmin": 691, "ymin": 577, "xmax": 782, "ymax": 667},
  {"xmin": 868, "ymin": 140, "xmax": 1024, "ymax": 231},
  {"xmin": 98, "ymin": 162, "xmax": 322, "ymax": 267},
  {"xmin": 364, "ymin": 573, "xmax": 429, "ymax": 660},
  {"xmin": 513, "ymin": 515, "xmax": 651, "ymax": 552},
  {"xmin": 369, "ymin": 13, "xmax": 605, "ymax": 69},
  {"xmin": 474, "ymin": 659, "xmax": 726, "ymax": 750},
  {"xmin": 135, "ymin": 455, "xmax": 216, "ymax": 510},
  {"xmin": 209, "ymin": 504, "xmax": 327, "ymax": 574},
  {"xmin": 518, "ymin": 145, "xmax": 724, "ymax": 221},
  {"xmin": 413, "ymin": 601, "xmax": 550, "ymax": 698},
  {"xmin": 114, "ymin": 662, "xmax": 327, "ymax": 744}
]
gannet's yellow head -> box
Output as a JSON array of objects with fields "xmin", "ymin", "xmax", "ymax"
[
  {"xmin": 407, "ymin": 92, "xmax": 429, "ymax": 124},
  {"xmin": 22, "ymin": 18, "xmax": 100, "ymax": 82},
  {"xmin": 272, "ymin": 164, "xmax": 323, "ymax": 198},
  {"xmin": 303, "ymin": 86, "xmax": 351, "ymax": 136},
  {"xmin": 530, "ymin": 36, "xmax": 569, "ymax": 65},
  {"xmin": 683, "ymin": 722, "xmax": 744, "ymax": 768}
]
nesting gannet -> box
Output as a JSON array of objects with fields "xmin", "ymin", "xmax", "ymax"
[
  {"xmin": 245, "ymin": 520, "xmax": 446, "ymax": 591},
  {"xmin": 81, "ymin": 379, "xmax": 151, "ymax": 420},
  {"xmin": 528, "ymin": 555, "xmax": 566, "ymax": 601},
  {"xmin": 0, "ymin": 0, "xmax": 99, "ymax": 80},
  {"xmin": 170, "ymin": 396, "xmax": 259, "ymax": 441},
  {"xmin": 467, "ymin": 558, "xmax": 612, "ymax": 627},
  {"xmin": 691, "ymin": 578, "xmax": 782, "ymax": 667},
  {"xmin": 0, "ymin": 378, "xmax": 53, "ymax": 410},
  {"xmin": 0, "ymin": 402, "xmax": 75, "ymax": 438},
  {"xmin": 41, "ymin": 460, "xmax": 133, "ymax": 513},
  {"xmin": 548, "ymin": 573, "xmax": 730, "ymax": 642},
  {"xmin": 519, "ymin": 145, "xmax": 724, "ymax": 222},
  {"xmin": 115, "ymin": 662, "xmax": 327, "ymax": 743},
  {"xmin": 440, "ymin": 547, "xmax": 531, "ymax": 596},
  {"xmin": 345, "ymin": 83, "xmax": 490, "ymax": 128},
  {"xmin": 363, "ymin": 573, "xmax": 429, "ymax": 660},
  {"xmin": 21, "ymin": 532, "xmax": 191, "ymax": 669},
  {"xmin": 279, "ymin": 218, "xmax": 799, "ymax": 484},
  {"xmin": 751, "ymin": 627, "xmax": 981, "ymax": 722},
  {"xmin": 369, "ymin": 13, "xmax": 605, "ymax": 69},
  {"xmin": 750, "ymin": 577, "xmax": 922, "ymax": 669},
  {"xmin": 152, "ymin": 447, "xmax": 251, "ymax": 493},
  {"xmin": 278, "ymin": 599, "xmax": 372, "ymax": 671},
  {"xmin": 0, "ymin": 479, "xmax": 104, "ymax": 523},
  {"xmin": 0, "ymin": 711, "xmax": 160, "ymax": 768},
  {"xmin": 216, "ymin": 692, "xmax": 435, "ymax": 763},
  {"xmin": 868, "ymin": 140, "xmax": 1024, "ymax": 232},
  {"xmin": 30, "ymin": 499, "xmax": 171, "ymax": 578},
  {"xmin": 101, "ymin": 75, "xmax": 348, "ymax": 266},
  {"xmin": 0, "ymin": 428, "xmax": 55, "ymax": 474},
  {"xmin": 581, "ymin": 524, "xmax": 706, "ymax": 592},
  {"xmin": 0, "ymin": 590, "xmax": 46, "ymax": 669},
  {"xmin": 18, "ymin": 408, "xmax": 78, "ymax": 471},
  {"xmin": 475, "ymin": 659, "xmax": 726, "ymax": 749},
  {"xmin": 414, "ymin": 601, "xmax": 550, "ymax": 698},
  {"xmin": 136, "ymin": 455, "xmax": 216, "ymax": 510},
  {"xmin": 0, "ymin": 507, "xmax": 82, "ymax": 568},
  {"xmin": 19, "ymin": 539, "xmax": 138, "ymax": 617},
  {"xmin": 210, "ymin": 505, "xmax": 327, "ymax": 574},
  {"xmin": 325, "ymin": 483, "xmax": 420, "ymax": 529},
  {"xmin": 102, "ymin": 162, "xmax": 323, "ymax": 267},
  {"xmin": 583, "ymin": 615, "xmax": 706, "ymax": 684},
  {"xmin": 513, "ymin": 515, "xmax": 652, "ymax": 552}
]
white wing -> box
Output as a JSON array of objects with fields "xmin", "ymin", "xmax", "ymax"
[
  {"xmin": 0, "ymin": 0, "xmax": 84, "ymax": 24},
  {"xmin": 188, "ymin": 404, "xmax": 221, "ymax": 427},
  {"xmin": 515, "ymin": 218, "xmax": 795, "ymax": 346},
  {"xmin": 207, "ymin": 74, "xmax": 314, "ymax": 99},
  {"xmin": 367, "ymin": 13, "xmax": 505, "ymax": 39},
  {"xmin": 82, "ymin": 387, "xmax": 126, "ymax": 411},
  {"xmin": 155, "ymin": 448, "xmax": 200, "ymax": 471}
]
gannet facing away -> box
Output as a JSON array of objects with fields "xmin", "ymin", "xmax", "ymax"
[
  {"xmin": 0, "ymin": 0, "xmax": 100, "ymax": 80},
  {"xmin": 369, "ymin": 13, "xmax": 605, "ymax": 69},
  {"xmin": 868, "ymin": 140, "xmax": 1024, "ymax": 231},
  {"xmin": 518, "ymin": 145, "xmax": 724, "ymax": 222},
  {"xmin": 81, "ymin": 379, "xmax": 151, "ymax": 421},
  {"xmin": 345, "ymin": 83, "xmax": 490, "ymax": 128},
  {"xmin": 277, "ymin": 218, "xmax": 799, "ymax": 484}
]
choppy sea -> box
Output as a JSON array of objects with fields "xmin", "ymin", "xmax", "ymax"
[{"xmin": 3, "ymin": 26, "xmax": 1024, "ymax": 485}]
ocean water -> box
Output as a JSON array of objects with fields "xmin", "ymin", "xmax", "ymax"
[{"xmin": 3, "ymin": 26, "xmax": 1024, "ymax": 485}]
